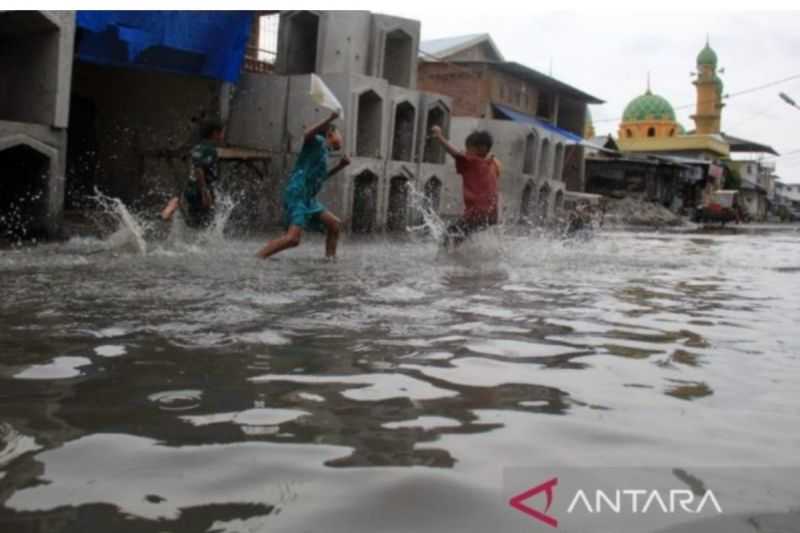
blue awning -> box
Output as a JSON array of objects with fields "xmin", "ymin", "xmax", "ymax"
[
  {"xmin": 492, "ymin": 103, "xmax": 583, "ymax": 143},
  {"xmin": 76, "ymin": 11, "xmax": 253, "ymax": 83}
]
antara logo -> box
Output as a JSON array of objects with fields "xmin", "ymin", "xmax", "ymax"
[
  {"xmin": 509, "ymin": 478, "xmax": 723, "ymax": 529},
  {"xmin": 508, "ymin": 477, "xmax": 559, "ymax": 528}
]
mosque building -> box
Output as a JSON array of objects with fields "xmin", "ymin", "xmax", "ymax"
[
  {"xmin": 616, "ymin": 39, "xmax": 729, "ymax": 161},
  {"xmin": 588, "ymin": 37, "xmax": 782, "ymax": 221}
]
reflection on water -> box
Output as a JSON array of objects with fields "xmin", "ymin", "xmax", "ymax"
[{"xmin": 1, "ymin": 227, "xmax": 800, "ymax": 532}]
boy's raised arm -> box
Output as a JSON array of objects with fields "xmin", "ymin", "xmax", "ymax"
[
  {"xmin": 328, "ymin": 155, "xmax": 351, "ymax": 178},
  {"xmin": 431, "ymin": 126, "xmax": 464, "ymax": 159},
  {"xmin": 304, "ymin": 111, "xmax": 339, "ymax": 144}
]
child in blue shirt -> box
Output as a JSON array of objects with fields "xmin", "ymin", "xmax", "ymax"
[{"xmin": 257, "ymin": 112, "xmax": 350, "ymax": 259}]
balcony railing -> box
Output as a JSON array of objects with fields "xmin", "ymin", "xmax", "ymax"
[{"xmin": 243, "ymin": 56, "xmax": 272, "ymax": 74}]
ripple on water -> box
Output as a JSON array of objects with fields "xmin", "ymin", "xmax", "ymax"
[
  {"xmin": 180, "ymin": 408, "xmax": 309, "ymax": 428},
  {"xmin": 382, "ymin": 416, "xmax": 462, "ymax": 430},
  {"xmin": 148, "ymin": 390, "xmax": 203, "ymax": 411},
  {"xmin": 250, "ymin": 373, "xmax": 459, "ymax": 402},
  {"xmin": 371, "ymin": 285, "xmax": 428, "ymax": 302},
  {"xmin": 235, "ymin": 330, "xmax": 291, "ymax": 346},
  {"xmin": 4, "ymin": 433, "xmax": 352, "ymax": 520},
  {"xmin": 465, "ymin": 339, "xmax": 579, "ymax": 359},
  {"xmin": 93, "ymin": 327, "xmax": 127, "ymax": 338},
  {"xmin": 14, "ymin": 356, "xmax": 92, "ymax": 380}
]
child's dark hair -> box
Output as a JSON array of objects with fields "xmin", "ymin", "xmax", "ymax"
[
  {"xmin": 466, "ymin": 130, "xmax": 493, "ymax": 150},
  {"xmin": 198, "ymin": 118, "xmax": 225, "ymax": 140},
  {"xmin": 320, "ymin": 123, "xmax": 338, "ymax": 136}
]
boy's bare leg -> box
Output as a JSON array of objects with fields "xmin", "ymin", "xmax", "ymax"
[
  {"xmin": 319, "ymin": 211, "xmax": 341, "ymax": 258},
  {"xmin": 257, "ymin": 226, "xmax": 303, "ymax": 259},
  {"xmin": 161, "ymin": 197, "xmax": 180, "ymax": 221}
]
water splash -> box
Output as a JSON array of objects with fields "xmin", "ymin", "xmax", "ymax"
[
  {"xmin": 0, "ymin": 188, "xmax": 46, "ymax": 245},
  {"xmin": 91, "ymin": 188, "xmax": 149, "ymax": 255},
  {"xmin": 198, "ymin": 192, "xmax": 238, "ymax": 246},
  {"xmin": 405, "ymin": 181, "xmax": 447, "ymax": 243},
  {"xmin": 89, "ymin": 188, "xmax": 239, "ymax": 255}
]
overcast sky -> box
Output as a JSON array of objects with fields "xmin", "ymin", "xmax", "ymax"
[{"xmin": 386, "ymin": 9, "xmax": 800, "ymax": 182}]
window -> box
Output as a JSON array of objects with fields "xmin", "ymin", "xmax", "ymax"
[
  {"xmin": 647, "ymin": 127, "xmax": 656, "ymax": 137},
  {"xmin": 256, "ymin": 13, "xmax": 279, "ymax": 63},
  {"xmin": 626, "ymin": 129, "xmax": 633, "ymax": 138}
]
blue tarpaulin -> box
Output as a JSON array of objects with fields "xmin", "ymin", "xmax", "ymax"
[
  {"xmin": 75, "ymin": 11, "xmax": 253, "ymax": 83},
  {"xmin": 492, "ymin": 103, "xmax": 583, "ymax": 144}
]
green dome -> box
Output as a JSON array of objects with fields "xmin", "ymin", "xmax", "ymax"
[
  {"xmin": 676, "ymin": 123, "xmax": 686, "ymax": 134},
  {"xmin": 714, "ymin": 74, "xmax": 724, "ymax": 95},
  {"xmin": 697, "ymin": 43, "xmax": 718, "ymax": 67},
  {"xmin": 622, "ymin": 90, "xmax": 677, "ymax": 122}
]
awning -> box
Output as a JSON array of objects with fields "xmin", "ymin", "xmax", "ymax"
[
  {"xmin": 76, "ymin": 11, "xmax": 253, "ymax": 83},
  {"xmin": 492, "ymin": 103, "xmax": 584, "ymax": 144}
]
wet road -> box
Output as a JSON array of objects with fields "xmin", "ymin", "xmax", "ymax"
[{"xmin": 1, "ymin": 227, "xmax": 800, "ymax": 532}]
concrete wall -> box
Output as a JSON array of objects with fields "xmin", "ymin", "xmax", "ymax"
[
  {"xmin": 227, "ymin": 73, "xmax": 289, "ymax": 152},
  {"xmin": 0, "ymin": 11, "xmax": 74, "ymax": 128},
  {"xmin": 274, "ymin": 10, "xmax": 419, "ymax": 89},
  {"xmin": 387, "ymin": 86, "xmax": 420, "ymax": 163},
  {"xmin": 0, "ymin": 11, "xmax": 75, "ymax": 239}
]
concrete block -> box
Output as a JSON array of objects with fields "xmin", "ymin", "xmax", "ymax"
[
  {"xmin": 382, "ymin": 160, "xmax": 417, "ymax": 231},
  {"xmin": 418, "ymin": 93, "xmax": 452, "ymax": 165},
  {"xmin": 370, "ymin": 14, "xmax": 420, "ymax": 89},
  {"xmin": 275, "ymin": 11, "xmax": 373, "ymax": 77},
  {"xmin": 336, "ymin": 157, "xmax": 385, "ymax": 233},
  {"xmin": 227, "ymin": 74, "xmax": 289, "ymax": 152},
  {"xmin": 0, "ymin": 122, "xmax": 66, "ymax": 238},
  {"xmin": 387, "ymin": 86, "xmax": 420, "ymax": 164},
  {"xmin": 418, "ymin": 162, "xmax": 461, "ymax": 220},
  {"xmin": 518, "ymin": 177, "xmax": 566, "ymax": 222},
  {"xmin": 0, "ymin": 11, "xmax": 75, "ymax": 129}
]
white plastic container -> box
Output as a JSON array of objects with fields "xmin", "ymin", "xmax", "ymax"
[{"xmin": 309, "ymin": 74, "xmax": 344, "ymax": 119}]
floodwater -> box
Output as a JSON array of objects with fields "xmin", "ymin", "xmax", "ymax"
[{"xmin": 1, "ymin": 216, "xmax": 800, "ymax": 532}]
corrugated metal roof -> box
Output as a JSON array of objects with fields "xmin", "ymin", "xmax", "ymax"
[
  {"xmin": 418, "ymin": 33, "xmax": 504, "ymax": 61},
  {"xmin": 489, "ymin": 62, "xmax": 604, "ymax": 104}
]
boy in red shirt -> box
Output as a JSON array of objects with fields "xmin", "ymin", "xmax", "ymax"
[{"xmin": 431, "ymin": 126, "xmax": 502, "ymax": 248}]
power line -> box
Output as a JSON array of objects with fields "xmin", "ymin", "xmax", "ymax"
[{"xmin": 594, "ymin": 72, "xmax": 800, "ymax": 124}]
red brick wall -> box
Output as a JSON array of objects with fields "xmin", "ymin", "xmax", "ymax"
[{"xmin": 418, "ymin": 63, "xmax": 488, "ymax": 117}]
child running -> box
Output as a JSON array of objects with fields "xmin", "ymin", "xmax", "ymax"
[
  {"xmin": 161, "ymin": 119, "xmax": 224, "ymax": 228},
  {"xmin": 257, "ymin": 111, "xmax": 350, "ymax": 260},
  {"xmin": 431, "ymin": 125, "xmax": 502, "ymax": 248}
]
